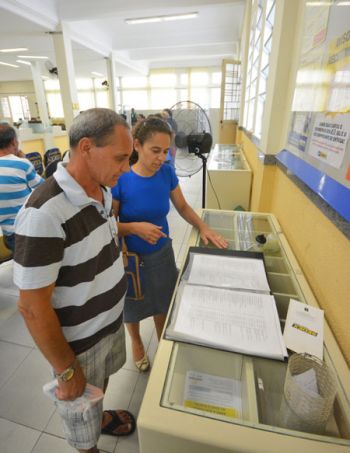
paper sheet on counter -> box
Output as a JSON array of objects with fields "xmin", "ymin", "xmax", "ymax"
[{"xmin": 283, "ymin": 299, "xmax": 324, "ymax": 359}]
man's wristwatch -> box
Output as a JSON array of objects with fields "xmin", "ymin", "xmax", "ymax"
[{"xmin": 54, "ymin": 359, "xmax": 77, "ymax": 382}]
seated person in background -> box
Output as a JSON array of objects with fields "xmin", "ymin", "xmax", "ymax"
[
  {"xmin": 112, "ymin": 117, "xmax": 228, "ymax": 372},
  {"xmin": 0, "ymin": 124, "xmax": 43, "ymax": 252}
]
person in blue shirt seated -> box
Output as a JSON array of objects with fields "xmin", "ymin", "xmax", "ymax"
[{"xmin": 112, "ymin": 117, "xmax": 227, "ymax": 371}]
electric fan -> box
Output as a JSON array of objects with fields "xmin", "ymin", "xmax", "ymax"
[{"xmin": 170, "ymin": 101, "xmax": 213, "ymax": 207}]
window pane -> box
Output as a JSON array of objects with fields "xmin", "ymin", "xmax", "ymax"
[
  {"xmin": 76, "ymin": 78, "xmax": 93, "ymax": 90},
  {"xmin": 210, "ymin": 88, "xmax": 221, "ymax": 108},
  {"xmin": 212, "ymin": 72, "xmax": 222, "ymax": 85},
  {"xmin": 21, "ymin": 96, "xmax": 31, "ymax": 119},
  {"xmin": 9, "ymin": 96, "xmax": 24, "ymax": 122},
  {"xmin": 1, "ymin": 97, "xmax": 11, "ymax": 118},
  {"xmin": 95, "ymin": 91, "xmax": 109, "ymax": 108},
  {"xmin": 178, "ymin": 89, "xmax": 188, "ymax": 102},
  {"xmin": 46, "ymin": 93, "xmax": 64, "ymax": 118},
  {"xmin": 190, "ymin": 88, "xmax": 209, "ymax": 108},
  {"xmin": 179, "ymin": 73, "xmax": 189, "ymax": 85},
  {"xmin": 151, "ymin": 89, "xmax": 177, "ymax": 110},
  {"xmin": 122, "ymin": 76, "xmax": 148, "ymax": 88},
  {"xmin": 191, "ymin": 72, "xmax": 209, "ymax": 86},
  {"xmin": 150, "ymin": 73, "xmax": 176, "ymax": 87},
  {"xmin": 78, "ymin": 92, "xmax": 95, "ymax": 111},
  {"xmin": 123, "ymin": 90, "xmax": 148, "ymax": 109}
]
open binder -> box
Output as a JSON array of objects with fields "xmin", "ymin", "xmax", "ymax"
[{"xmin": 165, "ymin": 247, "xmax": 287, "ymax": 361}]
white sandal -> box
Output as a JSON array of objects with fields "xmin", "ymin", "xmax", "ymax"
[{"xmin": 134, "ymin": 354, "xmax": 150, "ymax": 372}]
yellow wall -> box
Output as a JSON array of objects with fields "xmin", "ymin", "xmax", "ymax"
[
  {"xmin": 21, "ymin": 139, "xmax": 45, "ymax": 156},
  {"xmin": 240, "ymin": 131, "xmax": 350, "ymax": 366},
  {"xmin": 239, "ymin": 130, "xmax": 276, "ymax": 212},
  {"xmin": 53, "ymin": 135, "xmax": 69, "ymax": 153}
]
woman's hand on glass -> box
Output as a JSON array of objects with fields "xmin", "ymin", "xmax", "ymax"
[
  {"xmin": 136, "ymin": 222, "xmax": 167, "ymax": 245},
  {"xmin": 199, "ymin": 226, "xmax": 228, "ymax": 249}
]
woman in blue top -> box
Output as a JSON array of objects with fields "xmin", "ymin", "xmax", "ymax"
[{"xmin": 112, "ymin": 117, "xmax": 227, "ymax": 371}]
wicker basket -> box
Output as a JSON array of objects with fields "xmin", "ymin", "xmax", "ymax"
[{"xmin": 280, "ymin": 353, "xmax": 337, "ymax": 434}]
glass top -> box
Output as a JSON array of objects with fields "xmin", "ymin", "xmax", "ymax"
[
  {"xmin": 161, "ymin": 210, "xmax": 350, "ymax": 446},
  {"xmin": 208, "ymin": 144, "xmax": 247, "ymax": 171}
]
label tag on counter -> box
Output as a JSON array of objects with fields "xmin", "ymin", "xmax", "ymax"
[{"xmin": 283, "ymin": 299, "xmax": 324, "ymax": 360}]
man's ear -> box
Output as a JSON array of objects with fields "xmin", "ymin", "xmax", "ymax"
[{"xmin": 78, "ymin": 137, "xmax": 93, "ymax": 155}]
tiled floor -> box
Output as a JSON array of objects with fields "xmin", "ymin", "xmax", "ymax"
[{"xmin": 0, "ymin": 170, "xmax": 202, "ymax": 453}]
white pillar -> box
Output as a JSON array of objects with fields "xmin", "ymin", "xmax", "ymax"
[
  {"xmin": 51, "ymin": 23, "xmax": 79, "ymax": 131},
  {"xmin": 30, "ymin": 61, "xmax": 50, "ymax": 128},
  {"xmin": 30, "ymin": 61, "xmax": 55, "ymax": 150},
  {"xmin": 105, "ymin": 56, "xmax": 118, "ymax": 111}
]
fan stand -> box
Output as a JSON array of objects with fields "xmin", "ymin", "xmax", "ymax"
[{"xmin": 192, "ymin": 148, "xmax": 208, "ymax": 208}]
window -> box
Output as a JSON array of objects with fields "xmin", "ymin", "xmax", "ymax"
[
  {"xmin": 0, "ymin": 97, "xmax": 11, "ymax": 118},
  {"xmin": 0, "ymin": 96, "xmax": 31, "ymax": 122},
  {"xmin": 150, "ymin": 73, "xmax": 177, "ymax": 88},
  {"xmin": 151, "ymin": 89, "xmax": 177, "ymax": 110},
  {"xmin": 243, "ymin": 0, "xmax": 276, "ymax": 138},
  {"xmin": 46, "ymin": 93, "xmax": 64, "ymax": 118}
]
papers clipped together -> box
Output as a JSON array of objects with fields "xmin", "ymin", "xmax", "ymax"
[{"xmin": 165, "ymin": 247, "xmax": 287, "ymax": 361}]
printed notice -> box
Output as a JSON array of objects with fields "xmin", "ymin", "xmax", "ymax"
[
  {"xmin": 184, "ymin": 371, "xmax": 242, "ymax": 418},
  {"xmin": 283, "ymin": 299, "xmax": 324, "ymax": 360},
  {"xmin": 308, "ymin": 113, "xmax": 350, "ymax": 169}
]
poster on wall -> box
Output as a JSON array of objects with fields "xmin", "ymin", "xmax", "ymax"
[
  {"xmin": 308, "ymin": 113, "xmax": 350, "ymax": 169},
  {"xmin": 282, "ymin": 1, "xmax": 350, "ymax": 222}
]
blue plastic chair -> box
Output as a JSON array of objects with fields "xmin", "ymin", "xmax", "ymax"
[
  {"xmin": 25, "ymin": 152, "xmax": 44, "ymax": 175},
  {"xmin": 44, "ymin": 147, "xmax": 61, "ymax": 168}
]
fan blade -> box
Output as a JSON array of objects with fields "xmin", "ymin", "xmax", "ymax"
[{"xmin": 175, "ymin": 131, "xmax": 188, "ymax": 149}]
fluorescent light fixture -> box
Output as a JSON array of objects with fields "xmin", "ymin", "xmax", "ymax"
[
  {"xmin": 338, "ymin": 1, "xmax": 350, "ymax": 4},
  {"xmin": 0, "ymin": 61, "xmax": 19, "ymax": 68},
  {"xmin": 306, "ymin": 1, "xmax": 332, "ymax": 5},
  {"xmin": 17, "ymin": 55, "xmax": 49, "ymax": 59},
  {"xmin": 91, "ymin": 71, "xmax": 105, "ymax": 77},
  {"xmin": 0, "ymin": 47, "xmax": 28, "ymax": 53},
  {"xmin": 126, "ymin": 12, "xmax": 198, "ymax": 25},
  {"xmin": 16, "ymin": 59, "xmax": 32, "ymax": 66},
  {"xmin": 163, "ymin": 13, "xmax": 198, "ymax": 22}
]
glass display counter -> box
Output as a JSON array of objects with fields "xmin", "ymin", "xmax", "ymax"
[
  {"xmin": 205, "ymin": 144, "xmax": 252, "ymax": 210},
  {"xmin": 138, "ymin": 210, "xmax": 350, "ymax": 453}
]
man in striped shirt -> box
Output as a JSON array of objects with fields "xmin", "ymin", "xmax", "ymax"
[
  {"xmin": 14, "ymin": 109, "xmax": 135, "ymax": 453},
  {"xmin": 0, "ymin": 124, "xmax": 43, "ymax": 251}
]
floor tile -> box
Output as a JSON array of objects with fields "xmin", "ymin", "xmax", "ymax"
[
  {"xmin": 0, "ymin": 349, "xmax": 55, "ymax": 430},
  {"xmin": 0, "ymin": 312, "xmax": 36, "ymax": 348},
  {"xmin": 0, "ymin": 417, "xmax": 40, "ymax": 453},
  {"xmin": 0, "ymin": 341, "xmax": 32, "ymax": 389},
  {"xmin": 31, "ymin": 433, "xmax": 77, "ymax": 453},
  {"xmin": 114, "ymin": 429, "xmax": 140, "ymax": 453}
]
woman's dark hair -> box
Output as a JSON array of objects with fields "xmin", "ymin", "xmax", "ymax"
[{"xmin": 130, "ymin": 116, "xmax": 172, "ymax": 164}]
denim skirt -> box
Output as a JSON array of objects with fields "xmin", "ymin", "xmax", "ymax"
[{"xmin": 123, "ymin": 239, "xmax": 178, "ymax": 323}]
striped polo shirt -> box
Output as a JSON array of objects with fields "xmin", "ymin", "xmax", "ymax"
[
  {"xmin": 14, "ymin": 162, "xmax": 127, "ymax": 354},
  {"xmin": 0, "ymin": 154, "xmax": 43, "ymax": 236}
]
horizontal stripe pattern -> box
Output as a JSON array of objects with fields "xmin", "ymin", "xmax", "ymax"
[
  {"xmin": 0, "ymin": 155, "xmax": 43, "ymax": 235},
  {"xmin": 14, "ymin": 163, "xmax": 126, "ymax": 354}
]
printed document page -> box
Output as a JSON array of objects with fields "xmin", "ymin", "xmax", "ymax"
[
  {"xmin": 187, "ymin": 254, "xmax": 270, "ymax": 292},
  {"xmin": 184, "ymin": 371, "xmax": 242, "ymax": 418},
  {"xmin": 172, "ymin": 284, "xmax": 287, "ymax": 360}
]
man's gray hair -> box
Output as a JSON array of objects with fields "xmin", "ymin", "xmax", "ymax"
[{"xmin": 69, "ymin": 108, "xmax": 129, "ymax": 149}]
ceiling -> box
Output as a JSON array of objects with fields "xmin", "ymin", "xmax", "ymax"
[{"xmin": 0, "ymin": 0, "xmax": 245, "ymax": 82}]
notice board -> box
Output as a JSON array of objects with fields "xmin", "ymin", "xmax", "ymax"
[{"xmin": 279, "ymin": 0, "xmax": 350, "ymax": 222}]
